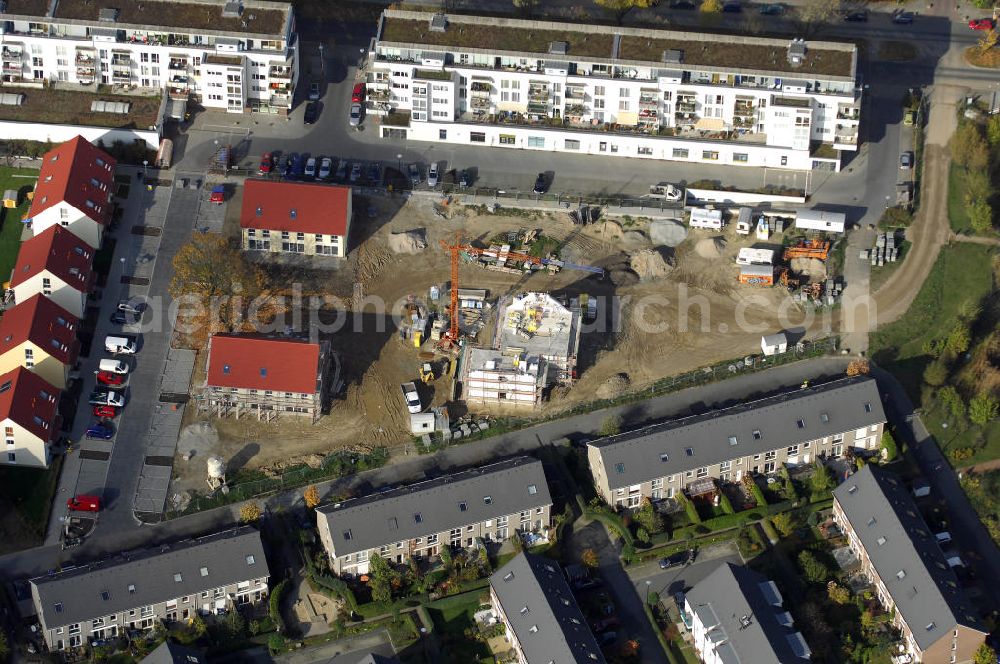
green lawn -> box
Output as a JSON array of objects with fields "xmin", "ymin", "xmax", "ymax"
[
  {"xmin": 923, "ymin": 398, "xmax": 1000, "ymax": 466},
  {"xmin": 947, "ymin": 163, "xmax": 975, "ymax": 234},
  {"xmin": 425, "ymin": 591, "xmax": 492, "ymax": 664},
  {"xmin": 0, "ymin": 456, "xmax": 61, "ymax": 544},
  {"xmin": 0, "ymin": 166, "xmax": 39, "ymax": 282},
  {"xmin": 870, "ymin": 243, "xmax": 996, "ymax": 400}
]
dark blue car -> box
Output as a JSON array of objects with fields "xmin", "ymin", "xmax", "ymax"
[
  {"xmin": 85, "ymin": 422, "xmax": 114, "ymax": 440},
  {"xmin": 291, "ymin": 153, "xmax": 305, "ymax": 179},
  {"xmin": 283, "ymin": 152, "xmax": 298, "ymax": 179}
]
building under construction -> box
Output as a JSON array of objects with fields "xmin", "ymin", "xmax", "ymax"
[
  {"xmin": 462, "ymin": 347, "xmax": 548, "ymax": 409},
  {"xmin": 491, "ymin": 292, "xmax": 582, "ymax": 385}
]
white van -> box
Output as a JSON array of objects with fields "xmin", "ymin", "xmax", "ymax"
[
  {"xmin": 99, "ymin": 358, "xmax": 129, "ymax": 374},
  {"xmin": 935, "ymin": 532, "xmax": 952, "ymax": 545},
  {"xmin": 105, "ymin": 336, "xmax": 137, "ymax": 355}
]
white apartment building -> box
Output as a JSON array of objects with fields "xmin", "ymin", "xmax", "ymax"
[
  {"xmin": 0, "ymin": 0, "xmax": 298, "ymax": 114},
  {"xmin": 370, "ymin": 11, "xmax": 860, "ymax": 171}
]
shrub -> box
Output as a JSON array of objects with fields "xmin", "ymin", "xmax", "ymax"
[
  {"xmin": 240, "ymin": 502, "xmax": 262, "ymax": 523},
  {"xmin": 599, "ymin": 414, "xmax": 623, "ymax": 437},
  {"xmin": 744, "ymin": 475, "xmax": 767, "ymax": 507},
  {"xmin": 798, "ymin": 550, "xmax": 830, "ymax": 584},
  {"xmin": 881, "ymin": 431, "xmax": 899, "ymax": 461},
  {"xmin": 303, "ymin": 485, "xmax": 320, "ymax": 509},
  {"xmin": 940, "ymin": 386, "xmax": 966, "ymax": 420},
  {"xmin": 267, "ymin": 633, "xmax": 285, "ymax": 655},
  {"xmin": 679, "ymin": 492, "xmax": 702, "ymax": 524},
  {"xmin": 827, "ymin": 581, "xmax": 851, "ymax": 604},
  {"xmin": 950, "ymin": 447, "xmax": 975, "ymax": 462},
  {"xmin": 718, "ymin": 491, "xmax": 735, "ymax": 515},
  {"xmin": 269, "ymin": 580, "xmax": 288, "ymax": 634},
  {"xmin": 923, "ymin": 359, "xmax": 950, "ymax": 387},
  {"xmin": 969, "ymin": 393, "xmax": 999, "ymax": 426},
  {"xmin": 771, "ymin": 512, "xmax": 795, "ymax": 538}
]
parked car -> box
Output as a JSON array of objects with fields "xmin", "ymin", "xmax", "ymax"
[
  {"xmin": 722, "ymin": 1, "xmax": 741, "ymax": 11},
  {"xmin": 89, "ymin": 389, "xmax": 125, "ymax": 407},
  {"xmin": 969, "ymin": 18, "xmax": 994, "ymax": 30},
  {"xmin": 258, "ymin": 152, "xmax": 273, "ymax": 175},
  {"xmin": 401, "ymin": 382, "xmax": 422, "ymax": 413},
  {"xmin": 903, "ymin": 110, "xmax": 916, "ymax": 126},
  {"xmin": 110, "ymin": 310, "xmax": 140, "ymax": 326},
  {"xmin": 427, "ymin": 162, "xmax": 440, "ymax": 187},
  {"xmin": 86, "ymin": 422, "xmax": 114, "ymax": 440},
  {"xmin": 349, "ymin": 162, "xmax": 362, "ymax": 183},
  {"xmin": 659, "ymin": 549, "xmax": 695, "ymax": 569},
  {"xmin": 349, "ymin": 103, "xmax": 363, "ymax": 127},
  {"xmin": 459, "ymin": 169, "xmax": 472, "ymax": 188},
  {"xmin": 759, "ymin": 3, "xmax": 784, "ymax": 14},
  {"xmin": 95, "ymin": 370, "xmax": 125, "ymax": 387},
  {"xmin": 367, "ymin": 161, "xmax": 382, "ymax": 183},
  {"xmin": 590, "ymin": 616, "xmax": 620, "ymax": 633},
  {"xmin": 352, "ymin": 82, "xmax": 365, "ymax": 103},
  {"xmin": 892, "ymin": 10, "xmax": 914, "ymax": 24},
  {"xmin": 533, "ymin": 172, "xmax": 548, "ymax": 194},
  {"xmin": 305, "ymin": 157, "xmax": 317, "ymax": 179},
  {"xmin": 66, "ymin": 495, "xmax": 100, "ymax": 512},
  {"xmin": 900, "ymin": 151, "xmax": 913, "ymax": 169},
  {"xmin": 282, "ymin": 153, "xmax": 296, "ymax": 178},
  {"xmin": 92, "ymin": 405, "xmax": 118, "ymax": 418},
  {"xmin": 292, "ymin": 154, "xmax": 306, "ymax": 178},
  {"xmin": 408, "ymin": 162, "xmax": 421, "ymax": 186},
  {"xmin": 318, "ymin": 157, "xmax": 333, "ymax": 180},
  {"xmin": 843, "ymin": 9, "xmax": 868, "ymax": 21},
  {"xmin": 308, "ymin": 82, "xmax": 320, "ymax": 101},
  {"xmin": 304, "ymin": 102, "xmax": 319, "ymax": 125},
  {"xmin": 104, "ymin": 335, "xmax": 136, "ymax": 355},
  {"xmin": 335, "ymin": 159, "xmax": 348, "ymax": 181},
  {"xmin": 99, "ymin": 358, "xmax": 129, "ymax": 375}
]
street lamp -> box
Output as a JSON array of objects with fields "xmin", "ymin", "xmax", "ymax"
[
  {"xmin": 397, "ymin": 153, "xmax": 403, "ymax": 174},
  {"xmin": 645, "ymin": 580, "xmax": 652, "ymax": 606}
]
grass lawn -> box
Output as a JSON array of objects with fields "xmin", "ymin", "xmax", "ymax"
[
  {"xmin": 923, "ymin": 398, "xmax": 1000, "ymax": 466},
  {"xmin": 0, "ymin": 456, "xmax": 61, "ymax": 551},
  {"xmin": 947, "ymin": 163, "xmax": 975, "ymax": 234},
  {"xmin": 870, "ymin": 243, "xmax": 995, "ymax": 400},
  {"xmin": 0, "ymin": 166, "xmax": 39, "ymax": 281},
  {"xmin": 426, "ymin": 591, "xmax": 492, "ymax": 664}
]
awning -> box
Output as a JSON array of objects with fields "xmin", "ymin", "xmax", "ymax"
[{"xmin": 694, "ymin": 117, "xmax": 726, "ymax": 131}]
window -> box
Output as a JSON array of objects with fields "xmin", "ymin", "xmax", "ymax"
[
  {"xmin": 564, "ymin": 139, "xmax": 580, "ymax": 150},
  {"xmin": 594, "ymin": 85, "xmax": 605, "ymax": 96},
  {"xmin": 499, "ymin": 134, "xmax": 515, "ymax": 145},
  {"xmin": 637, "ymin": 146, "xmax": 652, "ymax": 155},
  {"xmin": 470, "ymin": 132, "xmax": 486, "ymax": 143},
  {"xmin": 527, "ymin": 485, "xmax": 537, "ymax": 495},
  {"xmin": 343, "ymin": 529, "xmax": 353, "ymax": 540},
  {"xmin": 787, "ymin": 445, "xmax": 799, "ymax": 455},
  {"xmin": 618, "ymin": 100, "xmax": 630, "ymax": 111},
  {"xmin": 459, "ymin": 501, "xmax": 468, "ymax": 512},
  {"xmin": 720, "ymin": 460, "xmax": 731, "ymax": 471},
  {"xmin": 439, "ymin": 129, "xmax": 447, "ymax": 140},
  {"xmin": 685, "ymin": 448, "xmax": 694, "ymax": 457},
  {"xmin": 484, "ymin": 495, "xmax": 492, "ymax": 504},
  {"xmin": 414, "ymin": 513, "xmax": 422, "ymax": 523},
  {"xmin": 728, "ymin": 436, "xmax": 738, "ymax": 446},
  {"xmin": 696, "ymin": 466, "xmax": 708, "ymax": 478},
  {"xmin": 797, "ymin": 419, "xmax": 805, "ymax": 429},
  {"xmin": 702, "ymin": 150, "xmax": 719, "ymax": 161},
  {"xmin": 672, "ymin": 148, "xmax": 688, "ymax": 158},
  {"xmin": 527, "ymin": 136, "xmax": 545, "ymax": 148},
  {"xmin": 733, "ymin": 153, "xmax": 748, "ymax": 163},
  {"xmin": 660, "ymin": 453, "xmax": 669, "ymax": 462}
]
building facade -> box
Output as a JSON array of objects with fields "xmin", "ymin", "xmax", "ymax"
[
  {"xmin": 26, "ymin": 136, "xmax": 115, "ymax": 248},
  {"xmin": 833, "ymin": 466, "xmax": 987, "ymax": 664},
  {"xmin": 587, "ymin": 377, "xmax": 886, "ymax": 508},
  {"xmin": 203, "ymin": 334, "xmax": 333, "ymax": 420},
  {"xmin": 0, "ymin": 294, "xmax": 80, "ymax": 390},
  {"xmin": 9, "ymin": 225, "xmax": 94, "ymax": 318},
  {"xmin": 684, "ymin": 563, "xmax": 811, "ymax": 663},
  {"xmin": 490, "ymin": 553, "xmax": 607, "ymax": 664},
  {"xmin": 495, "ymin": 292, "xmax": 581, "ymax": 384},
  {"xmin": 0, "ymin": 366, "xmax": 61, "ymax": 467},
  {"xmin": 0, "ymin": 0, "xmax": 297, "ymax": 114},
  {"xmin": 316, "ymin": 457, "xmax": 552, "ymax": 575},
  {"xmin": 369, "ymin": 10, "xmax": 859, "ymax": 171},
  {"xmin": 31, "ymin": 527, "xmax": 270, "ymax": 652},
  {"xmin": 240, "ymin": 179, "xmax": 351, "ymax": 258},
  {"xmin": 462, "ymin": 346, "xmax": 547, "ymax": 409}
]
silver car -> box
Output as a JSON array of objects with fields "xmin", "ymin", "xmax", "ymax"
[
  {"xmin": 427, "ymin": 162, "xmax": 440, "ymax": 187},
  {"xmin": 349, "ymin": 103, "xmax": 362, "ymax": 127}
]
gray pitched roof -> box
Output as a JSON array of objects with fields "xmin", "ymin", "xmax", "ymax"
[
  {"xmin": 32, "ymin": 527, "xmax": 268, "ymax": 628},
  {"xmin": 352, "ymin": 654, "xmax": 400, "ymax": 664},
  {"xmin": 140, "ymin": 641, "xmax": 207, "ymax": 664},
  {"xmin": 833, "ymin": 466, "xmax": 985, "ymax": 650},
  {"xmin": 490, "ymin": 553, "xmax": 607, "ymax": 664},
  {"xmin": 590, "ymin": 377, "xmax": 885, "ymax": 490},
  {"xmin": 685, "ymin": 563, "xmax": 810, "ymax": 663},
  {"xmin": 316, "ymin": 457, "xmax": 551, "ymax": 556}
]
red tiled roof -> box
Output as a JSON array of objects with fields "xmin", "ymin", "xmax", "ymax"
[
  {"xmin": 206, "ymin": 334, "xmax": 321, "ymax": 394},
  {"xmin": 10, "ymin": 225, "xmax": 94, "ymax": 291},
  {"xmin": 0, "ymin": 294, "xmax": 80, "ymax": 365},
  {"xmin": 27, "ymin": 136, "xmax": 116, "ymax": 226},
  {"xmin": 0, "ymin": 366, "xmax": 60, "ymax": 441},
  {"xmin": 240, "ymin": 179, "xmax": 350, "ymax": 236}
]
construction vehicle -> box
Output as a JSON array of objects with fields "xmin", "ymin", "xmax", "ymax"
[
  {"xmin": 782, "ymin": 239, "xmax": 830, "ymax": 262},
  {"xmin": 419, "ymin": 362, "xmax": 436, "ymax": 383},
  {"xmin": 777, "ymin": 267, "xmax": 801, "ymax": 288}
]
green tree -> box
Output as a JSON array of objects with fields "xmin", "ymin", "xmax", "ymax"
[
  {"xmin": 267, "ymin": 634, "xmax": 285, "ymax": 655},
  {"xmin": 827, "ymin": 581, "xmax": 851, "ymax": 604},
  {"xmin": 923, "ymin": 358, "xmax": 950, "ymax": 387},
  {"xmin": 946, "ymin": 323, "xmax": 972, "ymax": 354},
  {"xmin": 988, "ymin": 114, "xmax": 1000, "ymax": 148},
  {"xmin": 594, "ymin": 0, "xmax": 654, "ymax": 23},
  {"xmin": 439, "ymin": 544, "xmax": 454, "ymax": 569},
  {"xmin": 952, "ymin": 122, "xmax": 987, "ymax": 168},
  {"xmin": 635, "ymin": 497, "xmax": 666, "ymax": 533},
  {"xmin": 369, "ymin": 553, "xmax": 396, "ymax": 604},
  {"xmin": 975, "ymin": 643, "xmax": 998, "ymax": 664},
  {"xmin": 965, "ymin": 170, "xmax": 992, "ymax": 204},
  {"xmin": 810, "ymin": 461, "xmax": 834, "ymax": 495},
  {"xmin": 881, "ymin": 431, "xmax": 899, "ymax": 461},
  {"xmin": 225, "ymin": 609, "xmax": 247, "ymax": 641},
  {"xmin": 771, "ymin": 512, "xmax": 796, "ymax": 537},
  {"xmin": 969, "ymin": 393, "xmax": 999, "ymax": 426},
  {"xmin": 797, "ymin": 550, "xmax": 830, "ymax": 584},
  {"xmin": 968, "ymin": 198, "xmax": 994, "ymax": 234},
  {"xmin": 939, "ymin": 386, "xmax": 967, "ymax": 420},
  {"xmin": 599, "ymin": 413, "xmax": 623, "ymax": 437}
]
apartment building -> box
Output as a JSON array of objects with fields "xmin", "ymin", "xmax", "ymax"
[
  {"xmin": 203, "ymin": 334, "xmax": 333, "ymax": 421},
  {"xmin": 0, "ymin": 0, "xmax": 297, "ymax": 114},
  {"xmin": 9, "ymin": 225, "xmax": 94, "ymax": 318},
  {"xmin": 0, "ymin": 294, "xmax": 79, "ymax": 389},
  {"xmin": 587, "ymin": 377, "xmax": 885, "ymax": 508},
  {"xmin": 140, "ymin": 641, "xmax": 207, "ymax": 664},
  {"xmin": 684, "ymin": 562, "xmax": 811, "ymax": 663},
  {"xmin": 833, "ymin": 466, "xmax": 987, "ymax": 664},
  {"xmin": 31, "ymin": 527, "xmax": 270, "ymax": 652},
  {"xmin": 0, "ymin": 366, "xmax": 61, "ymax": 467},
  {"xmin": 462, "ymin": 346, "xmax": 548, "ymax": 409},
  {"xmin": 26, "ymin": 136, "xmax": 115, "ymax": 248},
  {"xmin": 240, "ymin": 179, "xmax": 351, "ymax": 258},
  {"xmin": 369, "ymin": 10, "xmax": 860, "ymax": 171},
  {"xmin": 490, "ymin": 553, "xmax": 606, "ymax": 664},
  {"xmin": 316, "ymin": 457, "xmax": 552, "ymax": 575}
]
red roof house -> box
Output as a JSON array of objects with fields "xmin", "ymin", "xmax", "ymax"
[
  {"xmin": 0, "ymin": 294, "xmax": 80, "ymax": 389},
  {"xmin": 10, "ymin": 226, "xmax": 94, "ymax": 318},
  {"xmin": 0, "ymin": 366, "xmax": 61, "ymax": 467},
  {"xmin": 240, "ymin": 179, "xmax": 351, "ymax": 258},
  {"xmin": 206, "ymin": 334, "xmax": 325, "ymax": 394}
]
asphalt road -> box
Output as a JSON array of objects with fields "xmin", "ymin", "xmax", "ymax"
[{"xmin": 628, "ymin": 540, "xmax": 743, "ymax": 607}]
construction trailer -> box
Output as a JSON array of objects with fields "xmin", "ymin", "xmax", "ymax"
[
  {"xmin": 794, "ymin": 209, "xmax": 846, "ymax": 234},
  {"xmin": 736, "ymin": 247, "xmax": 775, "ymax": 266},
  {"xmin": 761, "ymin": 332, "xmax": 789, "ymax": 356},
  {"xmin": 735, "ymin": 207, "xmax": 753, "ymax": 235},
  {"xmin": 688, "ymin": 207, "xmax": 724, "ymax": 230},
  {"xmin": 738, "ymin": 263, "xmax": 774, "ymax": 286}
]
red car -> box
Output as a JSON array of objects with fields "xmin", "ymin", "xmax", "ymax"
[
  {"xmin": 352, "ymin": 82, "xmax": 365, "ymax": 103},
  {"xmin": 258, "ymin": 152, "xmax": 273, "ymax": 175},
  {"xmin": 93, "ymin": 405, "xmax": 118, "ymax": 418},
  {"xmin": 67, "ymin": 495, "xmax": 101, "ymax": 512},
  {"xmin": 969, "ymin": 18, "xmax": 994, "ymax": 30},
  {"xmin": 96, "ymin": 370, "xmax": 125, "ymax": 386}
]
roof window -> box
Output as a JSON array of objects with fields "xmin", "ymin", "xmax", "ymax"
[
  {"xmin": 728, "ymin": 436, "xmax": 738, "ymax": 446},
  {"xmin": 95, "ymin": 157, "xmax": 105, "ymax": 167},
  {"xmin": 459, "ymin": 501, "xmax": 468, "ymax": 512},
  {"xmin": 289, "ymin": 208, "xmax": 297, "ymax": 219},
  {"xmin": 527, "ymin": 484, "xmax": 537, "ymax": 494},
  {"xmin": 820, "ymin": 412, "xmax": 829, "ymax": 423},
  {"xmin": 85, "ymin": 199, "xmax": 95, "ymax": 208},
  {"xmin": 128, "ymin": 584, "xmax": 136, "ymax": 594},
  {"xmin": 223, "ymin": 364, "xmax": 230, "ymax": 374},
  {"xmin": 503, "ymin": 572, "xmax": 514, "ymax": 582},
  {"xmin": 0, "ymin": 382, "xmax": 10, "ymax": 393},
  {"xmin": 414, "ymin": 512, "xmax": 422, "ymax": 523},
  {"xmin": 256, "ymin": 206, "xmax": 263, "ymax": 217},
  {"xmin": 926, "ymin": 622, "xmax": 935, "ymax": 630},
  {"xmin": 752, "ymin": 430, "xmax": 762, "ymax": 439},
  {"xmin": 343, "ymin": 529, "xmax": 352, "ymax": 540},
  {"xmin": 864, "ymin": 402, "xmax": 872, "ymax": 413},
  {"xmin": 174, "ymin": 573, "xmax": 182, "ymax": 582},
  {"xmin": 260, "ymin": 367, "xmax": 267, "ymax": 377},
  {"xmin": 246, "ymin": 555, "xmax": 256, "ymax": 565},
  {"xmin": 615, "ymin": 462, "xmax": 625, "ymax": 474},
  {"xmin": 685, "ymin": 448, "xmax": 694, "ymax": 457},
  {"xmin": 484, "ymin": 495, "xmax": 492, "ymax": 504},
  {"xmin": 520, "ymin": 606, "xmax": 529, "ymax": 615},
  {"xmin": 896, "ymin": 570, "xmax": 905, "ymax": 579},
  {"xmin": 877, "ymin": 536, "xmax": 886, "ymax": 546},
  {"xmin": 54, "ymin": 602, "xmax": 63, "ymax": 613},
  {"xmin": 200, "ymin": 567, "xmax": 209, "ymax": 577},
  {"xmin": 101, "ymin": 590, "xmax": 110, "ymax": 601},
  {"xmin": 796, "ymin": 419, "xmax": 805, "ymax": 428},
  {"xmin": 848, "ymin": 485, "xmax": 857, "ymax": 494},
  {"xmin": 660, "ymin": 453, "xmax": 669, "ymax": 462}
]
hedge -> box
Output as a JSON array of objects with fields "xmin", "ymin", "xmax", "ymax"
[
  {"xmin": 584, "ymin": 508, "xmax": 635, "ymax": 546},
  {"xmin": 269, "ymin": 580, "xmax": 288, "ymax": 635},
  {"xmin": 643, "ymin": 599, "xmax": 681, "ymax": 664}
]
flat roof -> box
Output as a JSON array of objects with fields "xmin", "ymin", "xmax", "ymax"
[
  {"xmin": 378, "ymin": 10, "xmax": 856, "ymax": 79},
  {"xmin": 0, "ymin": 88, "xmax": 160, "ymax": 129}
]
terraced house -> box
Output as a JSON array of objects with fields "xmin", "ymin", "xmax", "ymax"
[
  {"xmin": 587, "ymin": 377, "xmax": 886, "ymax": 507},
  {"xmin": 369, "ymin": 10, "xmax": 860, "ymax": 170},
  {"xmin": 0, "ymin": 294, "xmax": 79, "ymax": 390},
  {"xmin": 0, "ymin": 0, "xmax": 297, "ymax": 114},
  {"xmin": 833, "ymin": 466, "xmax": 987, "ymax": 664},
  {"xmin": 30, "ymin": 527, "xmax": 269, "ymax": 652},
  {"xmin": 316, "ymin": 457, "xmax": 552, "ymax": 575},
  {"xmin": 9, "ymin": 225, "xmax": 93, "ymax": 319},
  {"xmin": 240, "ymin": 179, "xmax": 351, "ymax": 258}
]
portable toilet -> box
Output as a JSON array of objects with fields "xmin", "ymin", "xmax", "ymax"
[
  {"xmin": 2, "ymin": 189, "xmax": 17, "ymax": 208},
  {"xmin": 755, "ymin": 216, "xmax": 770, "ymax": 240}
]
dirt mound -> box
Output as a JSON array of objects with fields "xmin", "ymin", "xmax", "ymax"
[
  {"xmin": 609, "ymin": 268, "xmax": 639, "ymax": 287},
  {"xmin": 621, "ymin": 230, "xmax": 649, "ymax": 249},
  {"xmin": 649, "ymin": 219, "xmax": 688, "ymax": 247},
  {"xmin": 695, "ymin": 237, "xmax": 726, "ymax": 258},
  {"xmin": 629, "ymin": 249, "xmax": 673, "ymax": 281},
  {"xmin": 790, "ymin": 257, "xmax": 827, "ymax": 280},
  {"xmin": 388, "ymin": 229, "xmax": 427, "ymax": 254},
  {"xmin": 592, "ymin": 221, "xmax": 623, "ymax": 239},
  {"xmin": 596, "ymin": 373, "xmax": 631, "ymax": 399}
]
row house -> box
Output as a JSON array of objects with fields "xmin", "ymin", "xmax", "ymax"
[
  {"xmin": 0, "ymin": 366, "xmax": 61, "ymax": 467},
  {"xmin": 370, "ymin": 10, "xmax": 860, "ymax": 171},
  {"xmin": 587, "ymin": 377, "xmax": 886, "ymax": 508},
  {"xmin": 202, "ymin": 334, "xmax": 334, "ymax": 421},
  {"xmin": 240, "ymin": 179, "xmax": 351, "ymax": 258},
  {"xmin": 0, "ymin": 294, "xmax": 79, "ymax": 390},
  {"xmin": 684, "ymin": 562, "xmax": 811, "ymax": 663},
  {"xmin": 0, "ymin": 0, "xmax": 297, "ymax": 114},
  {"xmin": 31, "ymin": 527, "xmax": 270, "ymax": 652},
  {"xmin": 833, "ymin": 466, "xmax": 987, "ymax": 663},
  {"xmin": 316, "ymin": 456, "xmax": 552, "ymax": 575},
  {"xmin": 10, "ymin": 225, "xmax": 94, "ymax": 319},
  {"xmin": 26, "ymin": 136, "xmax": 115, "ymax": 249},
  {"xmin": 490, "ymin": 553, "xmax": 606, "ymax": 664}
]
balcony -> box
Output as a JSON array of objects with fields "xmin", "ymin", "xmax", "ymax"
[
  {"xmin": 2, "ymin": 62, "xmax": 22, "ymax": 75},
  {"xmin": 528, "ymin": 83, "xmax": 549, "ymax": 99},
  {"xmin": 111, "ymin": 70, "xmax": 132, "ymax": 84},
  {"xmin": 564, "ymin": 103, "xmax": 588, "ymax": 118},
  {"xmin": 269, "ymin": 93, "xmax": 291, "ymax": 108},
  {"xmin": 269, "ymin": 65, "xmax": 294, "ymax": 80},
  {"xmin": 111, "ymin": 52, "xmax": 131, "ymax": 67},
  {"xmin": 1, "ymin": 46, "xmax": 23, "ymax": 64},
  {"xmin": 75, "ymin": 53, "xmax": 95, "ymax": 67},
  {"xmin": 638, "ymin": 109, "xmax": 659, "ymax": 125},
  {"xmin": 675, "ymin": 101, "xmax": 697, "ymax": 114},
  {"xmin": 471, "ymin": 96, "xmax": 492, "ymax": 110},
  {"xmin": 168, "ymin": 58, "xmax": 189, "ymax": 71},
  {"xmin": 527, "ymin": 101, "xmax": 550, "ymax": 115},
  {"xmin": 837, "ymin": 104, "xmax": 860, "ymax": 121},
  {"xmin": 639, "ymin": 96, "xmax": 658, "ymax": 109},
  {"xmin": 565, "ymin": 86, "xmax": 585, "ymax": 101}
]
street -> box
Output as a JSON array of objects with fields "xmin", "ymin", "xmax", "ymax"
[{"xmin": 627, "ymin": 541, "xmax": 743, "ymax": 608}]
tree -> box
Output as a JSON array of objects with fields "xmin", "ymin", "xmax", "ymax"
[
  {"xmin": 439, "ymin": 544, "xmax": 454, "ymax": 569},
  {"xmin": 581, "ymin": 548, "xmax": 600, "ymax": 568},
  {"xmin": 952, "ymin": 122, "xmax": 987, "ymax": 168},
  {"xmin": 369, "ymin": 554, "xmax": 395, "ymax": 604},
  {"xmin": 303, "ymin": 485, "xmax": 320, "ymax": 509},
  {"xmin": 846, "ymin": 359, "xmax": 870, "ymax": 376},
  {"xmin": 968, "ymin": 198, "xmax": 994, "ymax": 234},
  {"xmin": 987, "ymin": 113, "xmax": 1000, "ymax": 148},
  {"xmin": 827, "ymin": 580, "xmax": 851, "ymax": 604},
  {"xmin": 240, "ymin": 502, "xmax": 262, "ymax": 523},
  {"xmin": 635, "ymin": 497, "xmax": 665, "ymax": 533},
  {"xmin": 771, "ymin": 512, "xmax": 796, "ymax": 537},
  {"xmin": 978, "ymin": 28, "xmax": 999, "ymax": 55},
  {"xmin": 267, "ymin": 634, "xmax": 285, "ymax": 655},
  {"xmin": 796, "ymin": 0, "xmax": 839, "ymax": 33},
  {"xmin": 939, "ymin": 386, "xmax": 966, "ymax": 420},
  {"xmin": 946, "ymin": 323, "xmax": 972, "ymax": 354},
  {"xmin": 881, "ymin": 431, "xmax": 898, "ymax": 461},
  {"xmin": 593, "ymin": 0, "xmax": 654, "ymax": 24},
  {"xmin": 975, "ymin": 643, "xmax": 998, "ymax": 664},
  {"xmin": 810, "ymin": 461, "xmax": 834, "ymax": 495},
  {"xmin": 969, "ymin": 392, "xmax": 999, "ymax": 426},
  {"xmin": 797, "ymin": 550, "xmax": 829, "ymax": 584},
  {"xmin": 225, "ymin": 609, "xmax": 247, "ymax": 641},
  {"xmin": 923, "ymin": 358, "xmax": 950, "ymax": 387},
  {"xmin": 599, "ymin": 413, "xmax": 623, "ymax": 437},
  {"xmin": 700, "ymin": 0, "xmax": 722, "ymax": 12},
  {"xmin": 512, "ymin": 0, "xmax": 539, "ymax": 15}
]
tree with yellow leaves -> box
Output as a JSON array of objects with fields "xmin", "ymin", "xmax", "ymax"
[
  {"xmin": 846, "ymin": 359, "xmax": 870, "ymax": 376},
  {"xmin": 240, "ymin": 502, "xmax": 262, "ymax": 523},
  {"xmin": 303, "ymin": 485, "xmax": 320, "ymax": 509},
  {"xmin": 593, "ymin": 0, "xmax": 654, "ymax": 24}
]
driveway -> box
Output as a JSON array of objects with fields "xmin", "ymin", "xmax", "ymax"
[{"xmin": 627, "ymin": 541, "xmax": 742, "ymax": 607}]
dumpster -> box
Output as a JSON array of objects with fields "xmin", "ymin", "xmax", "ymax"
[{"xmin": 67, "ymin": 495, "xmax": 101, "ymax": 512}]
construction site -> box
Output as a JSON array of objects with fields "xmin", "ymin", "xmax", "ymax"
[{"xmin": 170, "ymin": 191, "xmax": 841, "ymax": 492}]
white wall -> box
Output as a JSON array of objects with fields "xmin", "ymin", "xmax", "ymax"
[
  {"xmin": 12, "ymin": 274, "xmax": 86, "ymax": 318},
  {"xmin": 0, "ymin": 120, "xmax": 160, "ymax": 150},
  {"xmin": 0, "ymin": 418, "xmax": 50, "ymax": 468},
  {"xmin": 687, "ymin": 188, "xmax": 807, "ymax": 205},
  {"xmin": 32, "ymin": 205, "xmax": 103, "ymax": 249}
]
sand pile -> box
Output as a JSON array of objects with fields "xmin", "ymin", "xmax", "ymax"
[
  {"xmin": 649, "ymin": 219, "xmax": 688, "ymax": 247},
  {"xmin": 695, "ymin": 237, "xmax": 726, "ymax": 258},
  {"xmin": 790, "ymin": 257, "xmax": 827, "ymax": 280},
  {"xmin": 594, "ymin": 220, "xmax": 624, "ymax": 239},
  {"xmin": 629, "ymin": 249, "xmax": 673, "ymax": 281},
  {"xmin": 597, "ymin": 373, "xmax": 631, "ymax": 399},
  {"xmin": 621, "ymin": 230, "xmax": 649, "ymax": 248},
  {"xmin": 388, "ymin": 229, "xmax": 427, "ymax": 254}
]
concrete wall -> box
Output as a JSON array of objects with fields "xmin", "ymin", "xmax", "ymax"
[
  {"xmin": 0, "ymin": 120, "xmax": 160, "ymax": 150},
  {"xmin": 686, "ymin": 188, "xmax": 808, "ymax": 205}
]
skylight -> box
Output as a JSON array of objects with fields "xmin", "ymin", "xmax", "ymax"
[
  {"xmin": 414, "ymin": 513, "xmax": 422, "ymax": 523},
  {"xmin": 660, "ymin": 453, "xmax": 669, "ymax": 462},
  {"xmin": 459, "ymin": 501, "xmax": 468, "ymax": 511},
  {"xmin": 343, "ymin": 530, "xmax": 353, "ymax": 540},
  {"xmin": 728, "ymin": 436, "xmax": 738, "ymax": 446},
  {"xmin": 527, "ymin": 484, "xmax": 537, "ymax": 494},
  {"xmin": 615, "ymin": 463, "xmax": 625, "ymax": 474},
  {"xmin": 484, "ymin": 496, "xmax": 492, "ymax": 504},
  {"xmin": 174, "ymin": 573, "xmax": 182, "ymax": 582},
  {"xmin": 246, "ymin": 555, "xmax": 256, "ymax": 565},
  {"xmin": 200, "ymin": 567, "xmax": 209, "ymax": 577}
]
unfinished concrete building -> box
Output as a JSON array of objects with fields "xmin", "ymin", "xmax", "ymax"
[
  {"xmin": 462, "ymin": 346, "xmax": 548, "ymax": 409},
  {"xmin": 493, "ymin": 292, "xmax": 581, "ymax": 384}
]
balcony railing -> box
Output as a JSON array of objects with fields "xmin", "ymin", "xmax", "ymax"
[
  {"xmin": 676, "ymin": 102, "xmax": 697, "ymax": 113},
  {"xmin": 269, "ymin": 67, "xmax": 293, "ymax": 80}
]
